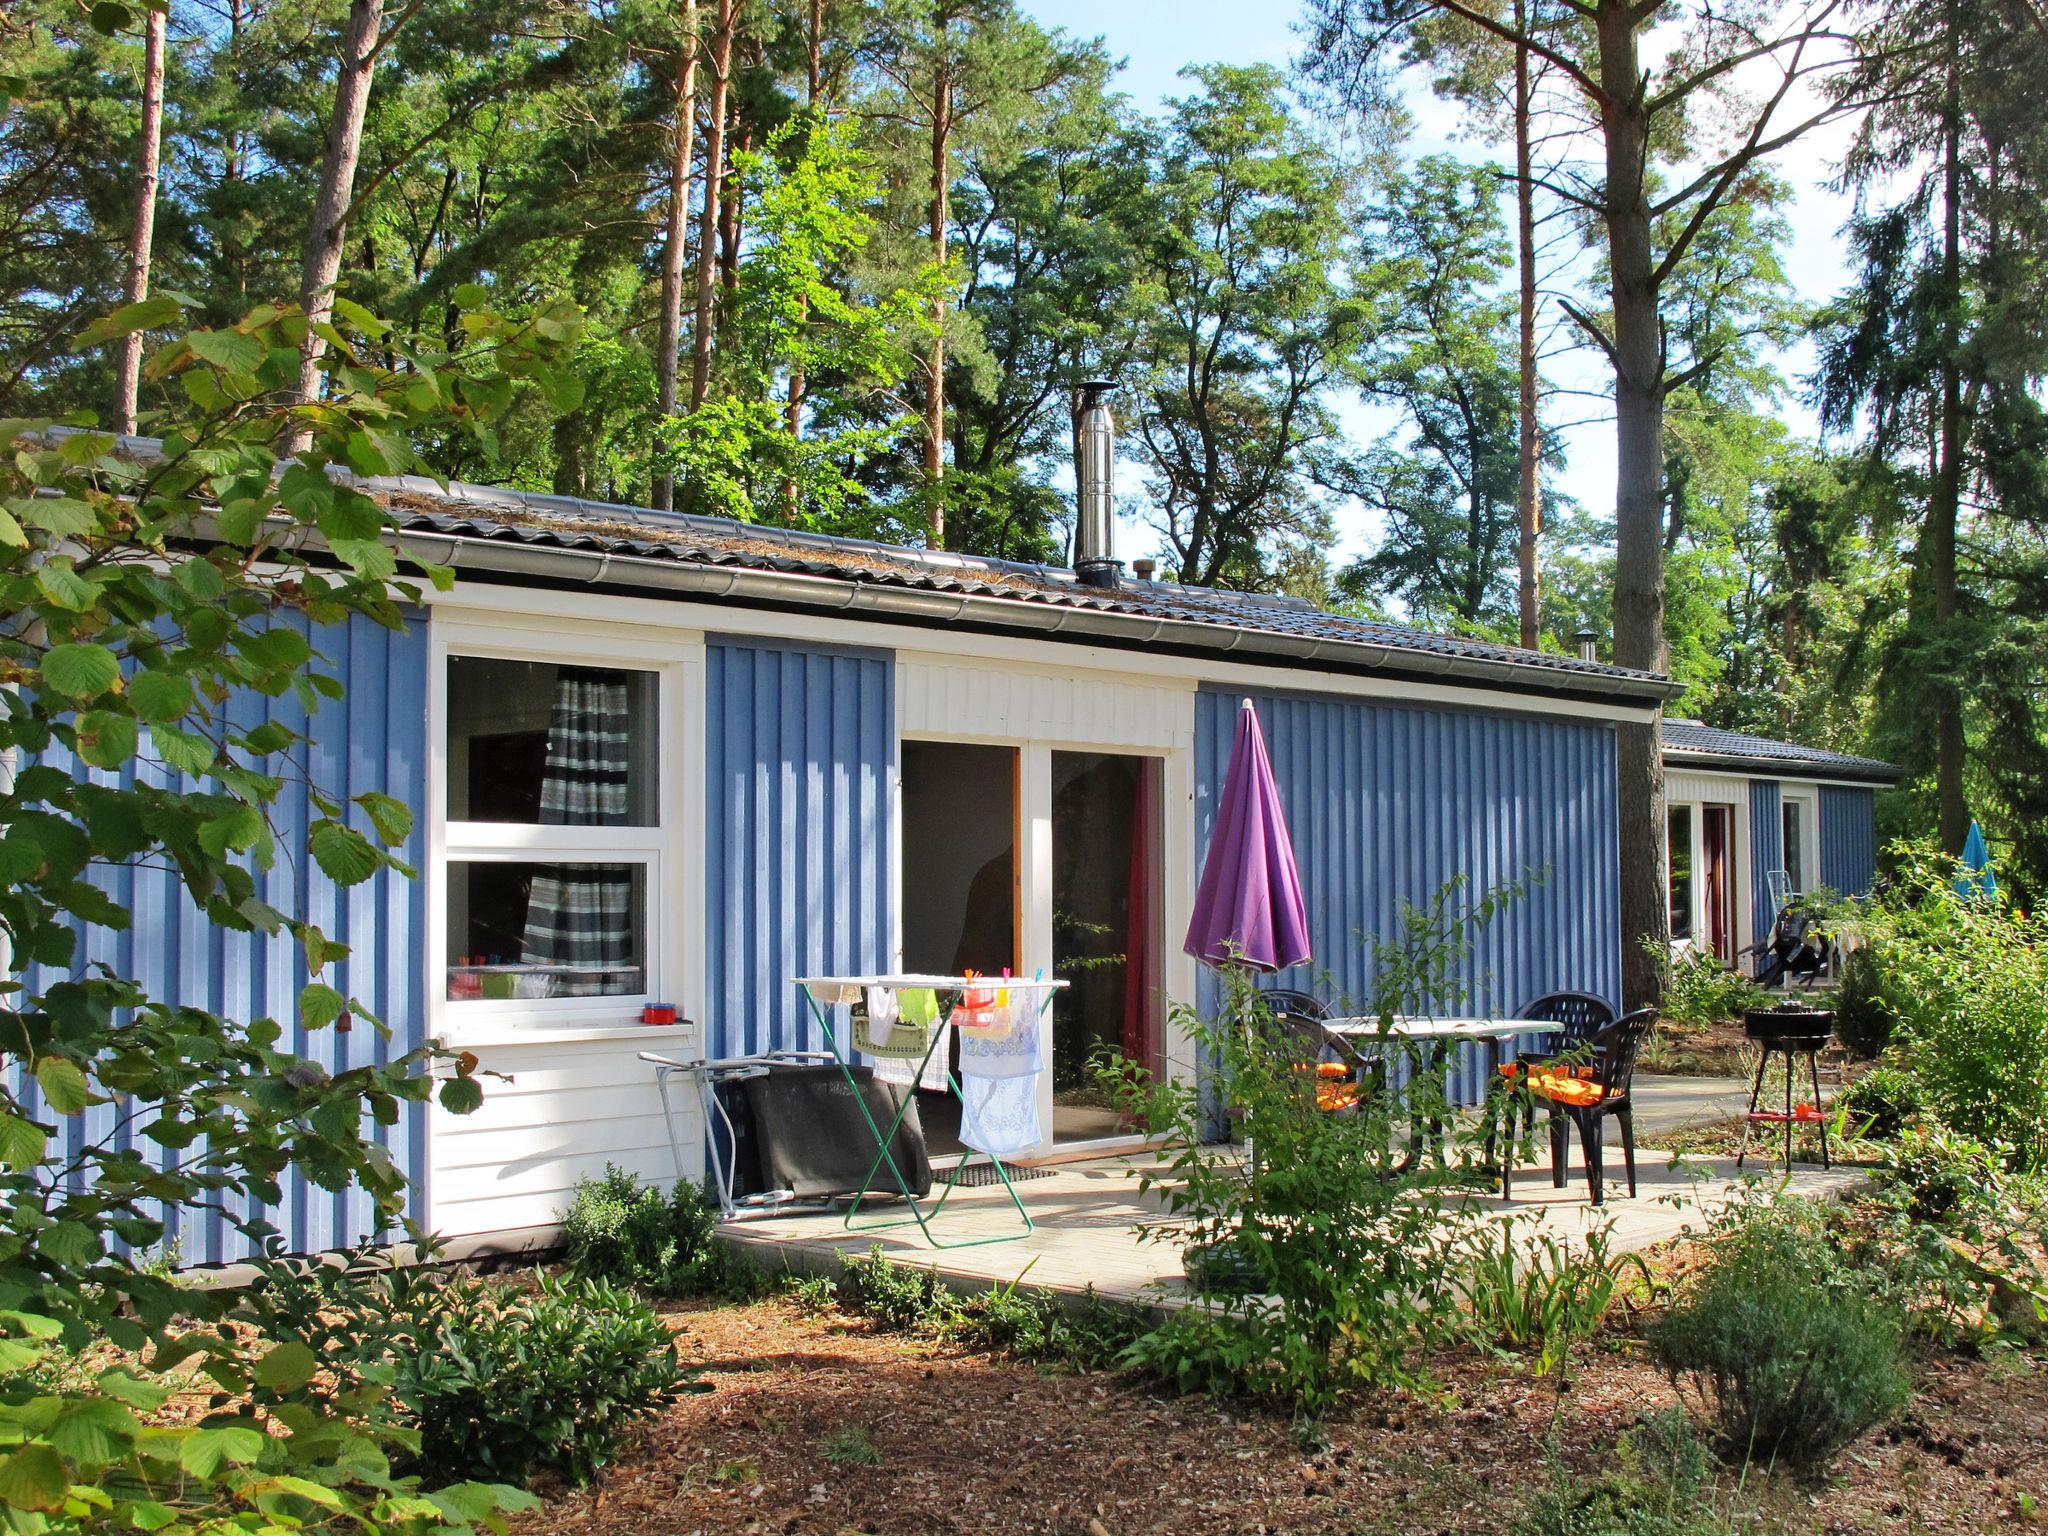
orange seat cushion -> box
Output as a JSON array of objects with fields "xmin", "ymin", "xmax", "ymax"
[
  {"xmin": 1497, "ymin": 1061, "xmax": 1597, "ymax": 1081},
  {"xmin": 1291, "ymin": 1062, "xmax": 1351, "ymax": 1080},
  {"xmin": 1529, "ymin": 1071, "xmax": 1607, "ymax": 1107},
  {"xmin": 1315, "ymin": 1082, "xmax": 1363, "ymax": 1113}
]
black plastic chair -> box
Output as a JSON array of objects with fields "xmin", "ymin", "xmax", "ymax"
[
  {"xmin": 1488, "ymin": 991, "xmax": 1616, "ymax": 1194},
  {"xmin": 1526, "ymin": 1008, "xmax": 1656, "ymax": 1205},
  {"xmin": 1256, "ymin": 988, "xmax": 1373, "ymax": 1111}
]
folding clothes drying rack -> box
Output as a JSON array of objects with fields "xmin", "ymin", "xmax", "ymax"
[{"xmin": 797, "ymin": 973, "xmax": 1065, "ymax": 1250}]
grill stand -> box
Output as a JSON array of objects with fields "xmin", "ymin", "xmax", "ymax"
[{"xmin": 1736, "ymin": 1033, "xmax": 1832, "ymax": 1170}]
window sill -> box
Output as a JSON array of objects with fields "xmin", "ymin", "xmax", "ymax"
[{"xmin": 436, "ymin": 1020, "xmax": 698, "ymax": 1051}]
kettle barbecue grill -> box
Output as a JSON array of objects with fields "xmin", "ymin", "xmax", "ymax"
[{"xmin": 1737, "ymin": 1003, "xmax": 1835, "ymax": 1169}]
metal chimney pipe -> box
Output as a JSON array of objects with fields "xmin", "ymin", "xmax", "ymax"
[
  {"xmin": 1074, "ymin": 380, "xmax": 1122, "ymax": 589},
  {"xmin": 1575, "ymin": 624, "xmax": 1600, "ymax": 663}
]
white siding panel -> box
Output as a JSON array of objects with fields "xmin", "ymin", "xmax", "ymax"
[
  {"xmin": 898, "ymin": 653, "xmax": 1194, "ymax": 750},
  {"xmin": 429, "ymin": 1035, "xmax": 701, "ymax": 1238},
  {"xmin": 1666, "ymin": 768, "xmax": 1750, "ymax": 806}
]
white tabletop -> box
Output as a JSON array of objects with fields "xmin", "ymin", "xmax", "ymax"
[
  {"xmin": 1323, "ymin": 1016, "xmax": 1529, "ymax": 1041},
  {"xmin": 797, "ymin": 974, "xmax": 1068, "ymax": 990}
]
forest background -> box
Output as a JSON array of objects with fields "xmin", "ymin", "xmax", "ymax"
[{"xmin": 6, "ymin": 0, "xmax": 2047, "ymax": 913}]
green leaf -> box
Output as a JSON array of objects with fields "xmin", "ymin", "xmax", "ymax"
[
  {"xmin": 0, "ymin": 1116, "xmax": 48, "ymax": 1171},
  {"xmin": 95, "ymin": 1369, "xmax": 170, "ymax": 1411},
  {"xmin": 0, "ymin": 1443, "xmax": 68, "ymax": 1511},
  {"xmin": 437, "ymin": 1075, "xmax": 484, "ymax": 1116},
  {"xmin": 18, "ymin": 496, "xmax": 96, "ymax": 537},
  {"xmin": 75, "ymin": 711, "xmax": 139, "ymax": 770},
  {"xmin": 309, "ymin": 821, "xmax": 379, "ymax": 887},
  {"xmin": 47, "ymin": 1397, "xmax": 137, "ymax": 1462},
  {"xmin": 355, "ymin": 792, "xmax": 412, "ymax": 846},
  {"xmin": 88, "ymin": 2, "xmax": 135, "ymax": 37},
  {"xmin": 149, "ymin": 724, "xmax": 216, "ymax": 778},
  {"xmin": 171, "ymin": 557, "xmax": 225, "ymax": 601},
  {"xmin": 250, "ymin": 1340, "xmax": 319, "ymax": 1393},
  {"xmin": 451, "ymin": 283, "xmax": 490, "ymax": 309},
  {"xmin": 186, "ymin": 329, "xmax": 265, "ymax": 375},
  {"xmin": 126, "ymin": 669, "xmax": 193, "ymax": 724},
  {"xmin": 35, "ymin": 561, "xmax": 98, "ymax": 612},
  {"xmin": 0, "ymin": 506, "xmax": 24, "ymax": 547},
  {"xmin": 298, "ymin": 984, "xmax": 345, "ymax": 1030},
  {"xmin": 32, "ymin": 1057, "xmax": 91, "ymax": 1115},
  {"xmin": 39, "ymin": 643, "xmax": 119, "ymax": 699},
  {"xmin": 197, "ymin": 802, "xmax": 265, "ymax": 858},
  {"xmin": 73, "ymin": 297, "xmax": 181, "ymax": 349},
  {"xmin": 178, "ymin": 1425, "xmax": 265, "ymax": 1479}
]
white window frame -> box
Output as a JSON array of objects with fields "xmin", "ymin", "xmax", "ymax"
[
  {"xmin": 428, "ymin": 613, "xmax": 698, "ymax": 1041},
  {"xmin": 1780, "ymin": 788, "xmax": 1819, "ymax": 898}
]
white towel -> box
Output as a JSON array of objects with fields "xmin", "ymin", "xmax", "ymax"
[{"xmin": 958, "ymin": 991, "xmax": 1046, "ymax": 1155}]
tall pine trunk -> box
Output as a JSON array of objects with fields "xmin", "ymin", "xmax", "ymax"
[
  {"xmin": 688, "ymin": 0, "xmax": 737, "ymax": 409},
  {"xmin": 1514, "ymin": 14, "xmax": 1540, "ymax": 651},
  {"xmin": 292, "ymin": 0, "xmax": 385, "ymax": 442},
  {"xmin": 116, "ymin": 4, "xmax": 166, "ymax": 437},
  {"xmin": 923, "ymin": 54, "xmax": 952, "ymax": 548},
  {"xmin": 1932, "ymin": 31, "xmax": 1967, "ymax": 854},
  {"xmin": 787, "ymin": 0, "xmax": 823, "ymax": 446},
  {"xmin": 652, "ymin": 0, "xmax": 699, "ymax": 512},
  {"xmin": 1597, "ymin": 0, "xmax": 1670, "ymax": 1010}
]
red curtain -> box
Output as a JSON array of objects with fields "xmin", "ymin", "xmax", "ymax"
[{"xmin": 1121, "ymin": 759, "xmax": 1159, "ymax": 1076}]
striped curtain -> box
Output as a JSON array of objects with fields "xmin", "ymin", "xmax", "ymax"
[{"xmin": 522, "ymin": 669, "xmax": 636, "ymax": 995}]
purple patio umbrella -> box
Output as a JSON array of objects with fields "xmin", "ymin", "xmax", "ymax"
[{"xmin": 1185, "ymin": 699, "xmax": 1312, "ymax": 973}]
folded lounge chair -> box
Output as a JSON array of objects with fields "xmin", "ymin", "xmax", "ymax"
[{"xmin": 644, "ymin": 1051, "xmax": 933, "ymax": 1220}]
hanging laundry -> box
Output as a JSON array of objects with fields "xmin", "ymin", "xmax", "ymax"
[{"xmin": 959, "ymin": 987, "xmax": 1049, "ymax": 1155}]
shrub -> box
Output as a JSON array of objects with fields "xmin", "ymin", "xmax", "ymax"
[
  {"xmin": 1654, "ymin": 943, "xmax": 1766, "ymax": 1028},
  {"xmin": 1457, "ymin": 1218, "xmax": 1653, "ymax": 1376},
  {"xmin": 1835, "ymin": 1059, "xmax": 1923, "ymax": 1140},
  {"xmin": 395, "ymin": 1270, "xmax": 698, "ymax": 1485},
  {"xmin": 1113, "ymin": 883, "xmax": 1521, "ymax": 1412},
  {"xmin": 830, "ymin": 1247, "xmax": 1147, "ymax": 1370},
  {"xmin": 838, "ymin": 1245, "xmax": 947, "ymax": 1329},
  {"xmin": 1833, "ymin": 945, "xmax": 1900, "ymax": 1059},
  {"xmin": 1857, "ymin": 843, "xmax": 2048, "ymax": 1166},
  {"xmin": 1874, "ymin": 1123, "xmax": 2006, "ymax": 1222},
  {"xmin": 561, "ymin": 1164, "xmax": 765, "ymax": 1299},
  {"xmin": 1648, "ymin": 1199, "xmax": 1910, "ymax": 1466},
  {"xmin": 1515, "ymin": 1412, "xmax": 1737, "ymax": 1536}
]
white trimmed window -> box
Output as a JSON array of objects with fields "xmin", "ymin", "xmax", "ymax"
[{"xmin": 442, "ymin": 653, "xmax": 664, "ymax": 1014}]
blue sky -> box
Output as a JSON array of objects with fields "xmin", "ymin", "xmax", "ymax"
[{"xmin": 1016, "ymin": 0, "xmax": 1859, "ymax": 568}]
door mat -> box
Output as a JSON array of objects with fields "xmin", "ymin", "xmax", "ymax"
[{"xmin": 946, "ymin": 1161, "xmax": 1057, "ymax": 1189}]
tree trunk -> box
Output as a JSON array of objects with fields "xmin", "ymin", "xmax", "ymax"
[
  {"xmin": 116, "ymin": 4, "xmax": 166, "ymax": 438},
  {"xmin": 292, "ymin": 0, "xmax": 386, "ymax": 444},
  {"xmin": 688, "ymin": 0, "xmax": 737, "ymax": 410},
  {"xmin": 1932, "ymin": 33, "xmax": 1968, "ymax": 855},
  {"xmin": 923, "ymin": 52, "xmax": 952, "ymax": 548},
  {"xmin": 652, "ymin": 0, "xmax": 700, "ymax": 512},
  {"xmin": 1513, "ymin": 9, "xmax": 1540, "ymax": 651},
  {"xmin": 718, "ymin": 119, "xmax": 748, "ymax": 297},
  {"xmin": 1596, "ymin": 0, "xmax": 1669, "ymax": 1010},
  {"xmin": 786, "ymin": 0, "xmax": 822, "ymax": 447}
]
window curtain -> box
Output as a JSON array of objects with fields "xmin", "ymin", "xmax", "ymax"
[{"xmin": 522, "ymin": 669, "xmax": 636, "ymax": 995}]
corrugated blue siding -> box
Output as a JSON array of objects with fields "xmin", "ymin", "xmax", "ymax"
[
  {"xmin": 1820, "ymin": 785, "xmax": 1877, "ymax": 896},
  {"xmin": 1749, "ymin": 779, "xmax": 1782, "ymax": 936},
  {"xmin": 1194, "ymin": 688, "xmax": 1621, "ymax": 1106},
  {"xmin": 704, "ymin": 638, "xmax": 894, "ymax": 1060},
  {"xmin": 17, "ymin": 610, "xmax": 430, "ymax": 1266}
]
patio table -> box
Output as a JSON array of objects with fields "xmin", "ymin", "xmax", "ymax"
[
  {"xmin": 1321, "ymin": 1016, "xmax": 1530, "ymax": 1175},
  {"xmin": 796, "ymin": 973, "xmax": 1066, "ymax": 1250}
]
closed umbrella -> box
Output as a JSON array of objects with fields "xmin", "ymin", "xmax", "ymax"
[
  {"xmin": 1960, "ymin": 820, "xmax": 1998, "ymax": 899},
  {"xmin": 1185, "ymin": 699, "xmax": 1311, "ymax": 972}
]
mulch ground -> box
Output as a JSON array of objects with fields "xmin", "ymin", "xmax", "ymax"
[{"xmin": 533, "ymin": 1296, "xmax": 2048, "ymax": 1536}]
